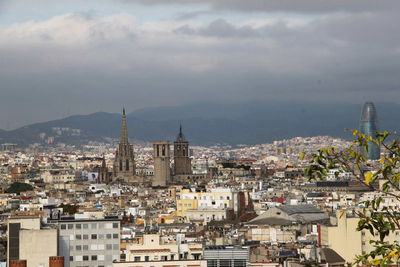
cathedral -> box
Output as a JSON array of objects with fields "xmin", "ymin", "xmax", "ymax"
[
  {"xmin": 107, "ymin": 109, "xmax": 206, "ymax": 186},
  {"xmin": 113, "ymin": 108, "xmax": 136, "ymax": 182}
]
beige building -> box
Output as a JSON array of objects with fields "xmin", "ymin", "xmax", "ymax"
[
  {"xmin": 123, "ymin": 234, "xmax": 203, "ymax": 262},
  {"xmin": 20, "ymin": 228, "xmax": 58, "ymax": 267},
  {"xmin": 7, "ymin": 216, "xmax": 58, "ymax": 267},
  {"xmin": 320, "ymin": 210, "xmax": 400, "ymax": 264}
]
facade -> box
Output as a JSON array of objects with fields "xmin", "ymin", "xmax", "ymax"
[
  {"xmin": 359, "ymin": 101, "xmax": 380, "ymax": 160},
  {"xmin": 203, "ymin": 246, "xmax": 249, "ymax": 267},
  {"xmin": 114, "ymin": 109, "xmax": 136, "ymax": 182},
  {"xmin": 176, "ymin": 188, "xmax": 234, "ymax": 220},
  {"xmin": 52, "ymin": 217, "xmax": 121, "ymax": 267},
  {"xmin": 174, "ymin": 126, "xmax": 192, "ymax": 176},
  {"xmin": 153, "ymin": 141, "xmax": 171, "ymax": 186},
  {"xmin": 122, "ymin": 234, "xmax": 203, "ymax": 262},
  {"xmin": 7, "ymin": 216, "xmax": 41, "ymax": 266},
  {"xmin": 19, "ymin": 228, "xmax": 58, "ymax": 267}
]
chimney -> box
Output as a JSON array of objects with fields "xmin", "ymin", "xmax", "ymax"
[
  {"xmin": 49, "ymin": 256, "xmax": 64, "ymax": 267},
  {"xmin": 10, "ymin": 260, "xmax": 27, "ymax": 267}
]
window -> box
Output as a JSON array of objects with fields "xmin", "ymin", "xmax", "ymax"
[
  {"xmin": 113, "ymin": 233, "xmax": 118, "ymax": 239},
  {"xmin": 134, "ymin": 256, "xmax": 141, "ymax": 262},
  {"xmin": 76, "ymin": 245, "xmax": 82, "ymax": 251},
  {"xmin": 61, "ymin": 224, "xmax": 66, "ymax": 230},
  {"xmin": 83, "ymin": 224, "xmax": 88, "ymax": 229},
  {"xmin": 76, "ymin": 224, "xmax": 82, "ymax": 229},
  {"xmin": 83, "ymin": 234, "xmax": 88, "ymax": 240},
  {"xmin": 91, "ymin": 223, "xmax": 97, "ymax": 229},
  {"xmin": 106, "ymin": 244, "xmax": 112, "ymax": 250},
  {"xmin": 106, "ymin": 234, "xmax": 112, "ymax": 239},
  {"xmin": 70, "ymin": 256, "xmax": 73, "ymax": 261},
  {"xmin": 193, "ymin": 254, "xmax": 200, "ymax": 260},
  {"xmin": 120, "ymin": 160, "xmax": 122, "ymax": 171},
  {"xmin": 145, "ymin": 256, "xmax": 149, "ymax": 262},
  {"xmin": 113, "ymin": 244, "xmax": 119, "ymax": 250},
  {"xmin": 99, "ymin": 234, "xmax": 104, "ymax": 239},
  {"xmin": 83, "ymin": 245, "xmax": 88, "ymax": 251},
  {"xmin": 170, "ymin": 255, "xmax": 174, "ymax": 260},
  {"xmin": 99, "ymin": 224, "xmax": 104, "ymax": 229},
  {"xmin": 161, "ymin": 256, "xmax": 168, "ymax": 261},
  {"xmin": 68, "ymin": 224, "xmax": 73, "ymax": 229},
  {"xmin": 126, "ymin": 159, "xmax": 129, "ymax": 171},
  {"xmin": 76, "ymin": 234, "xmax": 82, "ymax": 240},
  {"xmin": 91, "ymin": 255, "xmax": 97, "ymax": 261},
  {"xmin": 83, "ymin": 256, "xmax": 89, "ymax": 261},
  {"xmin": 91, "ymin": 234, "xmax": 97, "ymax": 239},
  {"xmin": 113, "ymin": 223, "xmax": 118, "ymax": 229}
]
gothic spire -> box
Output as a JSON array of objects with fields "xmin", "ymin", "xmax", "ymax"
[
  {"xmin": 176, "ymin": 124, "xmax": 185, "ymax": 141},
  {"xmin": 120, "ymin": 108, "xmax": 129, "ymax": 144}
]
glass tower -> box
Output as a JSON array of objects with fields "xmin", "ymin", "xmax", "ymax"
[{"xmin": 359, "ymin": 101, "xmax": 380, "ymax": 160}]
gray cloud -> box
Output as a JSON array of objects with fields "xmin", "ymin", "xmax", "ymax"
[
  {"xmin": 124, "ymin": 0, "xmax": 400, "ymax": 14},
  {"xmin": 0, "ymin": 7, "xmax": 400, "ymax": 129}
]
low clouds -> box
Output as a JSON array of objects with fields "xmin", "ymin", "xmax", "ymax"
[
  {"xmin": 126, "ymin": 0, "xmax": 400, "ymax": 14},
  {"xmin": 0, "ymin": 3, "xmax": 400, "ymax": 129}
]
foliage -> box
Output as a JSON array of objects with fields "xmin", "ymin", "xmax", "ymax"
[
  {"xmin": 59, "ymin": 203, "xmax": 79, "ymax": 215},
  {"xmin": 5, "ymin": 182, "xmax": 33, "ymax": 194},
  {"xmin": 303, "ymin": 130, "xmax": 400, "ymax": 266}
]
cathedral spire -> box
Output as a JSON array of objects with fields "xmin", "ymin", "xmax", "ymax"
[
  {"xmin": 176, "ymin": 124, "xmax": 185, "ymax": 141},
  {"xmin": 120, "ymin": 108, "xmax": 129, "ymax": 144}
]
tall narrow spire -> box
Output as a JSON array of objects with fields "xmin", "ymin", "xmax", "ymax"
[
  {"xmin": 120, "ymin": 108, "xmax": 129, "ymax": 144},
  {"xmin": 176, "ymin": 124, "xmax": 185, "ymax": 141}
]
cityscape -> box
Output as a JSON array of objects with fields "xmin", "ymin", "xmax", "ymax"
[{"xmin": 1, "ymin": 1, "xmax": 400, "ymax": 267}]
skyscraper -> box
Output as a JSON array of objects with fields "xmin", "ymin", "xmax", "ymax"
[
  {"xmin": 113, "ymin": 108, "xmax": 136, "ymax": 182},
  {"xmin": 173, "ymin": 125, "xmax": 192, "ymax": 176},
  {"xmin": 359, "ymin": 101, "xmax": 380, "ymax": 160}
]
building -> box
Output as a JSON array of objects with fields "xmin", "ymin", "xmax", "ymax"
[
  {"xmin": 174, "ymin": 125, "xmax": 192, "ymax": 176},
  {"xmin": 203, "ymin": 246, "xmax": 249, "ymax": 267},
  {"xmin": 50, "ymin": 216, "xmax": 121, "ymax": 267},
  {"xmin": 359, "ymin": 101, "xmax": 380, "ymax": 160},
  {"xmin": 121, "ymin": 234, "xmax": 203, "ymax": 262},
  {"xmin": 7, "ymin": 216, "xmax": 58, "ymax": 267},
  {"xmin": 153, "ymin": 141, "xmax": 171, "ymax": 186},
  {"xmin": 320, "ymin": 210, "xmax": 400, "ymax": 264},
  {"xmin": 113, "ymin": 109, "xmax": 136, "ymax": 182}
]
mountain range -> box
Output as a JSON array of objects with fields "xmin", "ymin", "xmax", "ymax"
[{"xmin": 0, "ymin": 101, "xmax": 398, "ymax": 147}]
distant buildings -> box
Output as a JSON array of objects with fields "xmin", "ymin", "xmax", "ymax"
[{"xmin": 359, "ymin": 101, "xmax": 380, "ymax": 160}]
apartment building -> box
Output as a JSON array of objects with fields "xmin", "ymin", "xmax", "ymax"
[{"xmin": 50, "ymin": 216, "xmax": 121, "ymax": 267}]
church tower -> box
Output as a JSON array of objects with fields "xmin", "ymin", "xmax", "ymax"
[
  {"xmin": 173, "ymin": 125, "xmax": 191, "ymax": 175},
  {"xmin": 113, "ymin": 108, "xmax": 135, "ymax": 182},
  {"xmin": 153, "ymin": 141, "xmax": 171, "ymax": 186}
]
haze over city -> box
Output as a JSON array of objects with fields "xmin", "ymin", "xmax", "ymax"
[{"xmin": 1, "ymin": 0, "xmax": 400, "ymax": 129}]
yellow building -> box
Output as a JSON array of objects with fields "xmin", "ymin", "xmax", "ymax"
[{"xmin": 176, "ymin": 188, "xmax": 234, "ymax": 220}]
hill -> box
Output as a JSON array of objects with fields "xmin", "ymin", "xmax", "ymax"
[{"xmin": 0, "ymin": 101, "xmax": 398, "ymax": 146}]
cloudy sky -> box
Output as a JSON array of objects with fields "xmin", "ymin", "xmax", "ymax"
[{"xmin": 0, "ymin": 0, "xmax": 399, "ymax": 129}]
